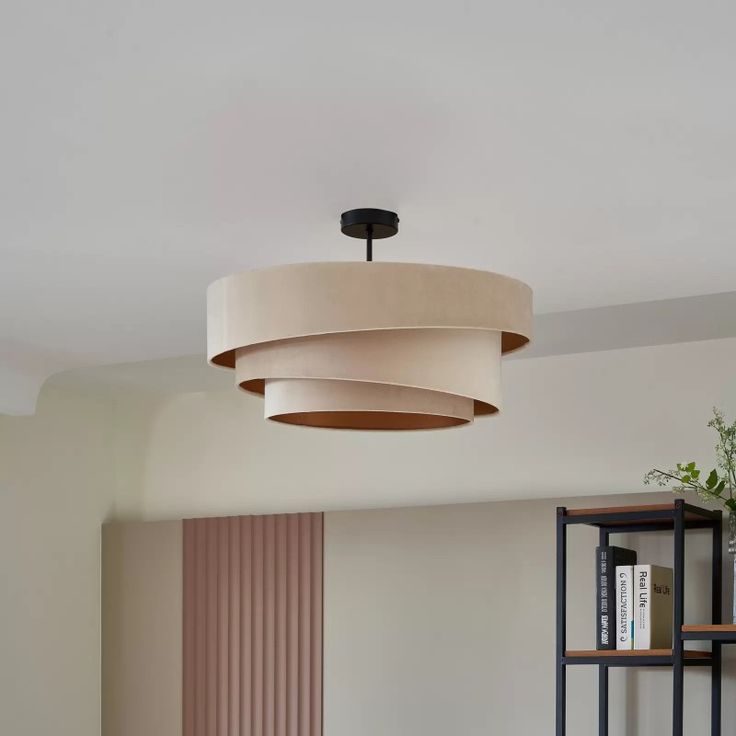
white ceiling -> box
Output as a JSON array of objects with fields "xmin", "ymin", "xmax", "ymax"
[{"xmin": 3, "ymin": 0, "xmax": 736, "ymax": 414}]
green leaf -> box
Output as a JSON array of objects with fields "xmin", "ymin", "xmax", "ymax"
[
  {"xmin": 716, "ymin": 479, "xmax": 727, "ymax": 493},
  {"xmin": 691, "ymin": 469, "xmax": 701, "ymax": 479},
  {"xmin": 706, "ymin": 469, "xmax": 719, "ymax": 489},
  {"xmin": 686, "ymin": 461, "xmax": 697, "ymax": 472},
  {"xmin": 682, "ymin": 475, "xmax": 691, "ymax": 483}
]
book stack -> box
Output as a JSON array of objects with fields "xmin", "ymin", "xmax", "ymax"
[{"xmin": 596, "ymin": 546, "xmax": 673, "ymax": 650}]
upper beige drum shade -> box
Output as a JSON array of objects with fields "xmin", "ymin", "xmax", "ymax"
[{"xmin": 207, "ymin": 261, "xmax": 532, "ymax": 429}]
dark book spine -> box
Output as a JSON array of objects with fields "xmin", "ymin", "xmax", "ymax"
[
  {"xmin": 596, "ymin": 546, "xmax": 613, "ymax": 649},
  {"xmin": 597, "ymin": 546, "xmax": 638, "ymax": 650}
]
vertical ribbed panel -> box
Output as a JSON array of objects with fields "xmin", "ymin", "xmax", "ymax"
[{"xmin": 183, "ymin": 514, "xmax": 323, "ymax": 736}]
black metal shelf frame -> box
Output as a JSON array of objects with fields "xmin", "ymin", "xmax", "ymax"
[{"xmin": 555, "ymin": 500, "xmax": 723, "ymax": 736}]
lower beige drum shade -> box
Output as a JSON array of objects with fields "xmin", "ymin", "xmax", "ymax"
[
  {"xmin": 238, "ymin": 328, "xmax": 501, "ymax": 429},
  {"xmin": 207, "ymin": 262, "xmax": 532, "ymax": 429},
  {"xmin": 265, "ymin": 378, "xmax": 474, "ymax": 429},
  {"xmin": 183, "ymin": 514, "xmax": 323, "ymax": 736}
]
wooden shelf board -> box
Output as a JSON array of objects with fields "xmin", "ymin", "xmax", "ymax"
[
  {"xmin": 682, "ymin": 624, "xmax": 736, "ymax": 642},
  {"xmin": 565, "ymin": 502, "xmax": 714, "ymax": 527},
  {"xmin": 566, "ymin": 503, "xmax": 675, "ymax": 517},
  {"xmin": 566, "ymin": 649, "xmax": 710, "ymax": 660}
]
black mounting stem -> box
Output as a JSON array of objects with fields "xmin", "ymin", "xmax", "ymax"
[{"xmin": 339, "ymin": 208, "xmax": 399, "ymax": 263}]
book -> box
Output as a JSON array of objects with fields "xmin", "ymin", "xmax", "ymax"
[
  {"xmin": 615, "ymin": 565, "xmax": 634, "ymax": 649},
  {"xmin": 633, "ymin": 565, "xmax": 673, "ymax": 649},
  {"xmin": 596, "ymin": 546, "xmax": 637, "ymax": 649}
]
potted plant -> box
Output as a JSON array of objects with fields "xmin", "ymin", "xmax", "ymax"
[{"xmin": 645, "ymin": 408, "xmax": 736, "ymax": 623}]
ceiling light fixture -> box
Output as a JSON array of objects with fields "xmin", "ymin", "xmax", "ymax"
[{"xmin": 207, "ymin": 208, "xmax": 532, "ymax": 430}]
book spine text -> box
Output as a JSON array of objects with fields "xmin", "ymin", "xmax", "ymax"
[
  {"xmin": 634, "ymin": 565, "xmax": 651, "ymax": 650},
  {"xmin": 616, "ymin": 565, "xmax": 634, "ymax": 650}
]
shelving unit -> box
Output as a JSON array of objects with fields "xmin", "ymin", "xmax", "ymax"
[{"xmin": 556, "ymin": 499, "xmax": 723, "ymax": 736}]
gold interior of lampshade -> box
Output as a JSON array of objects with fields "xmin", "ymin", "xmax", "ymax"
[
  {"xmin": 269, "ymin": 411, "xmax": 468, "ymax": 430},
  {"xmin": 264, "ymin": 378, "xmax": 474, "ymax": 430},
  {"xmin": 207, "ymin": 261, "xmax": 532, "ymax": 430}
]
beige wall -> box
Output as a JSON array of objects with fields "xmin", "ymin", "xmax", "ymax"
[
  {"xmin": 136, "ymin": 337, "xmax": 736, "ymax": 519},
  {"xmin": 102, "ymin": 520, "xmax": 182, "ymax": 736},
  {"xmin": 4, "ymin": 337, "xmax": 736, "ymax": 735},
  {"xmin": 103, "ymin": 492, "xmax": 735, "ymax": 736},
  {"xmin": 324, "ymin": 492, "xmax": 736, "ymax": 736},
  {"xmin": 0, "ymin": 388, "xmax": 152, "ymax": 736}
]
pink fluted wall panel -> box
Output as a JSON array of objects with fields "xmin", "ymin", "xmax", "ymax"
[{"xmin": 183, "ymin": 514, "xmax": 323, "ymax": 736}]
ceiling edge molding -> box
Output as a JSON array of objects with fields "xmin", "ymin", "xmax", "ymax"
[
  {"xmin": 0, "ymin": 363, "xmax": 54, "ymax": 416},
  {"xmin": 513, "ymin": 290, "xmax": 736, "ymax": 361},
  {"xmin": 0, "ymin": 341, "xmax": 83, "ymax": 416}
]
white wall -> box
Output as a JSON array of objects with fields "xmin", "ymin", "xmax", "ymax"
[
  {"xmin": 136, "ymin": 336, "xmax": 736, "ymax": 519},
  {"xmin": 325, "ymin": 493, "xmax": 736, "ymax": 736},
  {"xmin": 0, "ymin": 388, "xmax": 152, "ymax": 736}
]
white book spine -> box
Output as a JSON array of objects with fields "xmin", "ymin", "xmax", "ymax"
[
  {"xmin": 616, "ymin": 565, "xmax": 634, "ymax": 650},
  {"xmin": 634, "ymin": 565, "xmax": 651, "ymax": 649}
]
